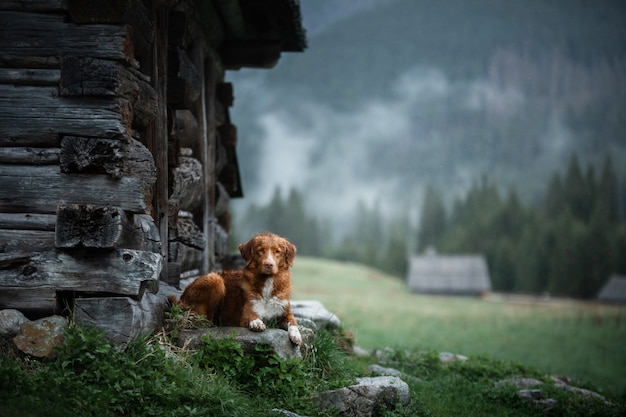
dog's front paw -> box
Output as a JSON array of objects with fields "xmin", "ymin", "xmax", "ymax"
[
  {"xmin": 288, "ymin": 325, "xmax": 302, "ymax": 345},
  {"xmin": 249, "ymin": 318, "xmax": 266, "ymax": 332}
]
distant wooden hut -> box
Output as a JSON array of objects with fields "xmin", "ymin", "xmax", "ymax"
[
  {"xmin": 406, "ymin": 252, "xmax": 492, "ymax": 296},
  {"xmin": 0, "ymin": 0, "xmax": 305, "ymax": 344},
  {"xmin": 597, "ymin": 275, "xmax": 626, "ymax": 304}
]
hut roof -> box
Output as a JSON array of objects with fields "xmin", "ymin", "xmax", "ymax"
[
  {"xmin": 406, "ymin": 253, "xmax": 492, "ymax": 296},
  {"xmin": 597, "ymin": 275, "xmax": 626, "ymax": 304}
]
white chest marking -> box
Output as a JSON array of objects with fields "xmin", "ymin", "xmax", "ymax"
[{"xmin": 251, "ymin": 278, "xmax": 288, "ymax": 320}]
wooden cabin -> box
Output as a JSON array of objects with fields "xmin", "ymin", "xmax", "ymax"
[
  {"xmin": 597, "ymin": 275, "xmax": 626, "ymax": 304},
  {"xmin": 0, "ymin": 0, "xmax": 305, "ymax": 343},
  {"xmin": 406, "ymin": 252, "xmax": 492, "ymax": 296}
]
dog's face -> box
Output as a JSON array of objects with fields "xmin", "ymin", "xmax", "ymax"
[{"xmin": 239, "ymin": 233, "xmax": 296, "ymax": 275}]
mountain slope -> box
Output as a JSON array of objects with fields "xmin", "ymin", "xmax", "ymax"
[{"xmin": 227, "ymin": 0, "xmax": 626, "ymax": 224}]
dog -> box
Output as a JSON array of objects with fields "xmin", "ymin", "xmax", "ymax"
[{"xmin": 170, "ymin": 232, "xmax": 302, "ymax": 345}]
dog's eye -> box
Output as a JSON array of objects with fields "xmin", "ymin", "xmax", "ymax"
[
  {"xmin": 274, "ymin": 249, "xmax": 281, "ymax": 254},
  {"xmin": 257, "ymin": 248, "xmax": 265, "ymax": 254}
]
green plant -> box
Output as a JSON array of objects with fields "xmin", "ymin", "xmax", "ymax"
[{"xmin": 192, "ymin": 334, "xmax": 308, "ymax": 402}]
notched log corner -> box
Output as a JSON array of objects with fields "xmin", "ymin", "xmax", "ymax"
[
  {"xmin": 56, "ymin": 204, "xmax": 124, "ymax": 249},
  {"xmin": 60, "ymin": 136, "xmax": 156, "ymax": 184}
]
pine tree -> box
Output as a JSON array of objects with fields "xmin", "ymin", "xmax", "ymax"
[{"xmin": 417, "ymin": 185, "xmax": 447, "ymax": 251}]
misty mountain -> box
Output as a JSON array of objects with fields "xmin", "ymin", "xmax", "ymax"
[{"xmin": 227, "ymin": 0, "xmax": 626, "ymax": 235}]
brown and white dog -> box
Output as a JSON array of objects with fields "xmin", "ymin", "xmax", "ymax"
[{"xmin": 171, "ymin": 232, "xmax": 301, "ymax": 345}]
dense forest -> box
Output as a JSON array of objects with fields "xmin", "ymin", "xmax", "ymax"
[
  {"xmin": 233, "ymin": 154, "xmax": 625, "ymax": 299},
  {"xmin": 229, "ymin": 1, "xmax": 626, "ymax": 236}
]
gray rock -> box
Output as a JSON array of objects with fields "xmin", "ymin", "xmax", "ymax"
[
  {"xmin": 313, "ymin": 376, "xmax": 410, "ymax": 417},
  {"xmin": 12, "ymin": 315, "xmax": 68, "ymax": 358},
  {"xmin": 291, "ymin": 300, "xmax": 341, "ymax": 329},
  {"xmin": 439, "ymin": 351, "xmax": 468, "ymax": 363},
  {"xmin": 176, "ymin": 326, "xmax": 315, "ymax": 359},
  {"xmin": 272, "ymin": 409, "xmax": 308, "ymax": 417},
  {"xmin": 551, "ymin": 376, "xmax": 612, "ymax": 405},
  {"xmin": 368, "ymin": 364, "xmax": 404, "ymax": 378},
  {"xmin": 518, "ymin": 389, "xmax": 544, "ymax": 400},
  {"xmin": 368, "ymin": 364, "xmax": 422, "ymax": 384},
  {"xmin": 495, "ymin": 377, "xmax": 543, "ymax": 389},
  {"xmin": 0, "ymin": 309, "xmax": 29, "ymax": 337}
]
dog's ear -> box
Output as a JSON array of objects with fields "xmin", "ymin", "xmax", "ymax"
[
  {"xmin": 284, "ymin": 241, "xmax": 297, "ymax": 267},
  {"xmin": 238, "ymin": 238, "xmax": 254, "ymax": 267}
]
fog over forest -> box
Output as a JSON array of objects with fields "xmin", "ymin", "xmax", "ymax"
[{"xmin": 226, "ymin": 0, "xmax": 626, "ymax": 239}]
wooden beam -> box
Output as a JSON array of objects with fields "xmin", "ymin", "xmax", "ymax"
[
  {"xmin": 0, "ymin": 11, "xmax": 135, "ymax": 65},
  {"xmin": 59, "ymin": 136, "xmax": 156, "ymax": 183},
  {"xmin": 0, "ymin": 68, "xmax": 60, "ymax": 85},
  {"xmin": 60, "ymin": 57, "xmax": 157, "ymax": 129},
  {"xmin": 55, "ymin": 204, "xmax": 132, "ymax": 249},
  {"xmin": 54, "ymin": 205, "xmax": 162, "ymax": 252},
  {"xmin": 142, "ymin": 5, "xmax": 170, "ymax": 281},
  {"xmin": 0, "ymin": 229, "xmax": 55, "ymax": 252},
  {"xmin": 0, "ymin": 249, "xmax": 162, "ymax": 299},
  {"xmin": 167, "ymin": 47, "xmax": 201, "ymax": 109},
  {"xmin": 172, "ymin": 213, "xmax": 205, "ymax": 250},
  {"xmin": 0, "ymin": 213, "xmax": 56, "ymax": 231},
  {"xmin": 171, "ymin": 109, "xmax": 200, "ymax": 148},
  {"xmin": 170, "ymin": 156, "xmax": 204, "ymax": 212},
  {"xmin": 168, "ymin": 241, "xmax": 204, "ymax": 275},
  {"xmin": 0, "ymin": 147, "xmax": 60, "ymax": 164},
  {"xmin": 73, "ymin": 291, "xmax": 169, "ymax": 347},
  {"xmin": 0, "ymin": 85, "xmax": 132, "ymax": 144},
  {"xmin": 0, "ymin": 165, "xmax": 152, "ymax": 214},
  {"xmin": 0, "ymin": 0, "xmax": 65, "ymax": 12}
]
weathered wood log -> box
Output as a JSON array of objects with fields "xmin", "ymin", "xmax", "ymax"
[
  {"xmin": 0, "ymin": 0, "xmax": 65, "ymax": 11},
  {"xmin": 55, "ymin": 204, "xmax": 130, "ymax": 249},
  {"xmin": 172, "ymin": 212, "xmax": 205, "ymax": 250},
  {"xmin": 213, "ymin": 222, "xmax": 229, "ymax": 261},
  {"xmin": 171, "ymin": 109, "xmax": 200, "ymax": 148},
  {"xmin": 73, "ymin": 289, "xmax": 173, "ymax": 347},
  {"xmin": 0, "ymin": 147, "xmax": 60, "ymax": 164},
  {"xmin": 165, "ymin": 261, "xmax": 181, "ymax": 286},
  {"xmin": 167, "ymin": 47, "xmax": 201, "ymax": 109},
  {"xmin": 59, "ymin": 136, "xmax": 156, "ymax": 184},
  {"xmin": 0, "ymin": 68, "xmax": 60, "ymax": 85},
  {"xmin": 0, "ymin": 213, "xmax": 56, "ymax": 231},
  {"xmin": 60, "ymin": 57, "xmax": 157, "ymax": 129},
  {"xmin": 0, "ymin": 249, "xmax": 161, "ymax": 299},
  {"xmin": 218, "ymin": 122, "xmax": 237, "ymax": 146},
  {"xmin": 0, "ymin": 86, "xmax": 132, "ymax": 145},
  {"xmin": 0, "ymin": 11, "xmax": 135, "ymax": 65},
  {"xmin": 0, "ymin": 288, "xmax": 57, "ymax": 314},
  {"xmin": 65, "ymin": 0, "xmax": 153, "ymax": 68},
  {"xmin": 66, "ymin": 0, "xmax": 152, "ymax": 59},
  {"xmin": 0, "ymin": 230, "xmax": 55, "ymax": 252},
  {"xmin": 0, "ymin": 165, "xmax": 152, "ymax": 214},
  {"xmin": 133, "ymin": 214, "xmax": 161, "ymax": 254},
  {"xmin": 54, "ymin": 205, "xmax": 162, "ymax": 252},
  {"xmin": 169, "ymin": 156, "xmax": 204, "ymax": 212},
  {"xmin": 168, "ymin": 241, "xmax": 204, "ymax": 275}
]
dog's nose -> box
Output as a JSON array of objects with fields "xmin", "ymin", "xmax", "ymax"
[{"xmin": 264, "ymin": 261, "xmax": 275, "ymax": 269}]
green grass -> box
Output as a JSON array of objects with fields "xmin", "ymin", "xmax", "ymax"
[
  {"xmin": 291, "ymin": 256, "xmax": 626, "ymax": 398},
  {"xmin": 1, "ymin": 257, "xmax": 624, "ymax": 417}
]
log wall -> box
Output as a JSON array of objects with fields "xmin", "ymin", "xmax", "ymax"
[{"xmin": 0, "ymin": 0, "xmax": 246, "ymax": 342}]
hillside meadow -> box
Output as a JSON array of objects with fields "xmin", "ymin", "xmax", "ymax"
[{"xmin": 290, "ymin": 257, "xmax": 626, "ymax": 397}]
